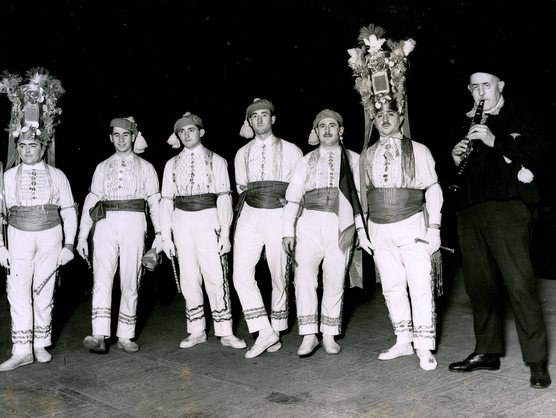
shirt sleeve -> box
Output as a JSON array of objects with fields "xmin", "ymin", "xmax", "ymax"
[
  {"xmin": 77, "ymin": 164, "xmax": 103, "ymax": 241},
  {"xmin": 283, "ymin": 156, "xmax": 307, "ymax": 237},
  {"xmin": 160, "ymin": 159, "xmax": 175, "ymax": 242},
  {"xmin": 56, "ymin": 170, "xmax": 77, "ymax": 246},
  {"xmin": 143, "ymin": 161, "xmax": 161, "ymax": 234},
  {"xmin": 234, "ymin": 146, "xmax": 247, "ymax": 194},
  {"xmin": 214, "ymin": 156, "xmax": 233, "ymax": 238},
  {"xmin": 419, "ymin": 146, "xmax": 443, "ymax": 226}
]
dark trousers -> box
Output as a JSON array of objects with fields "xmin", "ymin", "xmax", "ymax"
[{"xmin": 457, "ymin": 200, "xmax": 548, "ymax": 363}]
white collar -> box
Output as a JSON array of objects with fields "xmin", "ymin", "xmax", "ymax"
[{"xmin": 21, "ymin": 161, "xmax": 46, "ymax": 171}]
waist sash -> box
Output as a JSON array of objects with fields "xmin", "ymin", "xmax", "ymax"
[
  {"xmin": 303, "ymin": 188, "xmax": 338, "ymax": 212},
  {"xmin": 244, "ymin": 181, "xmax": 288, "ymax": 209},
  {"xmin": 8, "ymin": 204, "xmax": 61, "ymax": 231},
  {"xmin": 174, "ymin": 194, "xmax": 217, "ymax": 212},
  {"xmin": 90, "ymin": 198, "xmax": 146, "ymax": 222},
  {"xmin": 367, "ymin": 188, "xmax": 424, "ymax": 224}
]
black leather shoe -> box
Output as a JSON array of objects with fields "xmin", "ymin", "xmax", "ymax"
[
  {"xmin": 449, "ymin": 352, "xmax": 500, "ymax": 372},
  {"xmin": 530, "ymin": 362, "xmax": 551, "ymax": 389}
]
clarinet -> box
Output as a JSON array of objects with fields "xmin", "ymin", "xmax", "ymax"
[
  {"xmin": 457, "ymin": 99, "xmax": 484, "ymax": 175},
  {"xmin": 448, "ymin": 100, "xmax": 484, "ymax": 192}
]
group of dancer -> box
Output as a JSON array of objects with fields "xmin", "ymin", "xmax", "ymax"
[{"xmin": 0, "ymin": 23, "xmax": 550, "ymax": 389}]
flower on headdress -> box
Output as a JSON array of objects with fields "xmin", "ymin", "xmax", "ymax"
[
  {"xmin": 363, "ymin": 35, "xmax": 386, "ymax": 55},
  {"xmin": 347, "ymin": 47, "xmax": 365, "ymax": 69},
  {"xmin": 402, "ymin": 39, "xmax": 416, "ymax": 56},
  {"xmin": 347, "ymin": 23, "xmax": 415, "ymax": 119},
  {"xmin": 0, "ymin": 67, "xmax": 64, "ymax": 151}
]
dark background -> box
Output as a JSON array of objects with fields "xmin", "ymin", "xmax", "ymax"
[{"xmin": 0, "ymin": 0, "xmax": 555, "ymax": 281}]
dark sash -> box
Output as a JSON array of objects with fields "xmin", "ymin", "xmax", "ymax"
[
  {"xmin": 367, "ymin": 188, "xmax": 425, "ymax": 224},
  {"xmin": 243, "ymin": 181, "xmax": 288, "ymax": 209},
  {"xmin": 303, "ymin": 188, "xmax": 338, "ymax": 213},
  {"xmin": 8, "ymin": 204, "xmax": 61, "ymax": 231},
  {"xmin": 90, "ymin": 198, "xmax": 146, "ymax": 222},
  {"xmin": 174, "ymin": 193, "xmax": 217, "ymax": 212}
]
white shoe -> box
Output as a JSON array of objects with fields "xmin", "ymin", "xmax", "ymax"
[
  {"xmin": 322, "ymin": 335, "xmax": 341, "ymax": 355},
  {"xmin": 417, "ymin": 349, "xmax": 437, "ymax": 371},
  {"xmin": 83, "ymin": 335, "xmax": 107, "ymax": 353},
  {"xmin": 220, "ymin": 335, "xmax": 247, "ymax": 349},
  {"xmin": 179, "ymin": 333, "xmax": 207, "ymax": 349},
  {"xmin": 245, "ymin": 330, "xmax": 279, "ymax": 359},
  {"xmin": 378, "ymin": 343, "xmax": 414, "ymax": 360},
  {"xmin": 117, "ymin": 338, "xmax": 140, "ymax": 353},
  {"xmin": 34, "ymin": 347, "xmax": 52, "ymax": 363},
  {"xmin": 267, "ymin": 341, "xmax": 282, "ymax": 353},
  {"xmin": 0, "ymin": 354, "xmax": 34, "ymax": 372},
  {"xmin": 297, "ymin": 335, "xmax": 320, "ymax": 357}
]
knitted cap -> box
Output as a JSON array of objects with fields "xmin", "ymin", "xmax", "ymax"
[
  {"xmin": 110, "ymin": 117, "xmax": 138, "ymax": 134},
  {"xmin": 312, "ymin": 109, "xmax": 343, "ymax": 128},
  {"xmin": 308, "ymin": 109, "xmax": 344, "ymax": 145},
  {"xmin": 174, "ymin": 112, "xmax": 204, "ymax": 132},
  {"xmin": 245, "ymin": 98, "xmax": 275, "ymax": 119}
]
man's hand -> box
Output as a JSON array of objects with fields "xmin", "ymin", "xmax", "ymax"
[
  {"xmin": 425, "ymin": 228, "xmax": 441, "ymax": 255},
  {"xmin": 451, "ymin": 139, "xmax": 470, "ymax": 166},
  {"xmin": 162, "ymin": 239, "xmax": 176, "ymax": 259},
  {"xmin": 218, "ymin": 235, "xmax": 232, "ymax": 256},
  {"xmin": 151, "ymin": 234, "xmax": 163, "ymax": 254},
  {"xmin": 357, "ymin": 229, "xmax": 375, "ymax": 255},
  {"xmin": 76, "ymin": 238, "xmax": 89, "ymax": 260},
  {"xmin": 57, "ymin": 247, "xmax": 74, "ymax": 267},
  {"xmin": 0, "ymin": 246, "xmax": 11, "ymax": 269},
  {"xmin": 467, "ymin": 124, "xmax": 495, "ymax": 148},
  {"xmin": 282, "ymin": 237, "xmax": 295, "ymax": 257}
]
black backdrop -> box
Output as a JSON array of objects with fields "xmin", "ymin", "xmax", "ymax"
[{"xmin": 0, "ymin": 0, "xmax": 555, "ymax": 279}]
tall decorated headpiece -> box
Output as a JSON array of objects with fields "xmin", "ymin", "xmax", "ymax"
[
  {"xmin": 239, "ymin": 98, "xmax": 275, "ymax": 139},
  {"xmin": 347, "ymin": 24, "xmax": 415, "ymax": 220},
  {"xmin": 167, "ymin": 112, "xmax": 204, "ymax": 149},
  {"xmin": 347, "ymin": 24, "xmax": 415, "ymax": 121},
  {"xmin": 109, "ymin": 116, "xmax": 148, "ymax": 154},
  {"xmin": 0, "ymin": 67, "xmax": 64, "ymax": 168}
]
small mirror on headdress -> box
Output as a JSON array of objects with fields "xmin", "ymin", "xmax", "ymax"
[{"xmin": 372, "ymin": 71, "xmax": 390, "ymax": 95}]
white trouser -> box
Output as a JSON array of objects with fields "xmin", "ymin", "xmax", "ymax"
[
  {"xmin": 294, "ymin": 210, "xmax": 348, "ymax": 336},
  {"xmin": 172, "ymin": 208, "xmax": 233, "ymax": 337},
  {"xmin": 232, "ymin": 204, "xmax": 288, "ymax": 333},
  {"xmin": 91, "ymin": 211, "xmax": 146, "ymax": 339},
  {"xmin": 370, "ymin": 212, "xmax": 436, "ymax": 350},
  {"xmin": 7, "ymin": 225, "xmax": 62, "ymax": 354}
]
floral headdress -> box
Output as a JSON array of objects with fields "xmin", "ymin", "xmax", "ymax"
[
  {"xmin": 347, "ymin": 24, "xmax": 415, "ymax": 119},
  {"xmin": 0, "ymin": 67, "xmax": 64, "ymax": 168}
]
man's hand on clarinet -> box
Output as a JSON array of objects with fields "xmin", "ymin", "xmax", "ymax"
[
  {"xmin": 467, "ymin": 124, "xmax": 495, "ymax": 148},
  {"xmin": 451, "ymin": 139, "xmax": 469, "ymax": 166}
]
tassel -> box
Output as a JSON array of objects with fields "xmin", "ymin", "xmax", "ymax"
[
  {"xmin": 430, "ymin": 250, "xmax": 443, "ymax": 297},
  {"xmin": 308, "ymin": 129, "xmax": 319, "ymax": 145},
  {"xmin": 133, "ymin": 131, "xmax": 148, "ymax": 154},
  {"xmin": 166, "ymin": 133, "xmax": 181, "ymax": 149},
  {"xmin": 239, "ymin": 120, "xmax": 254, "ymax": 139}
]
